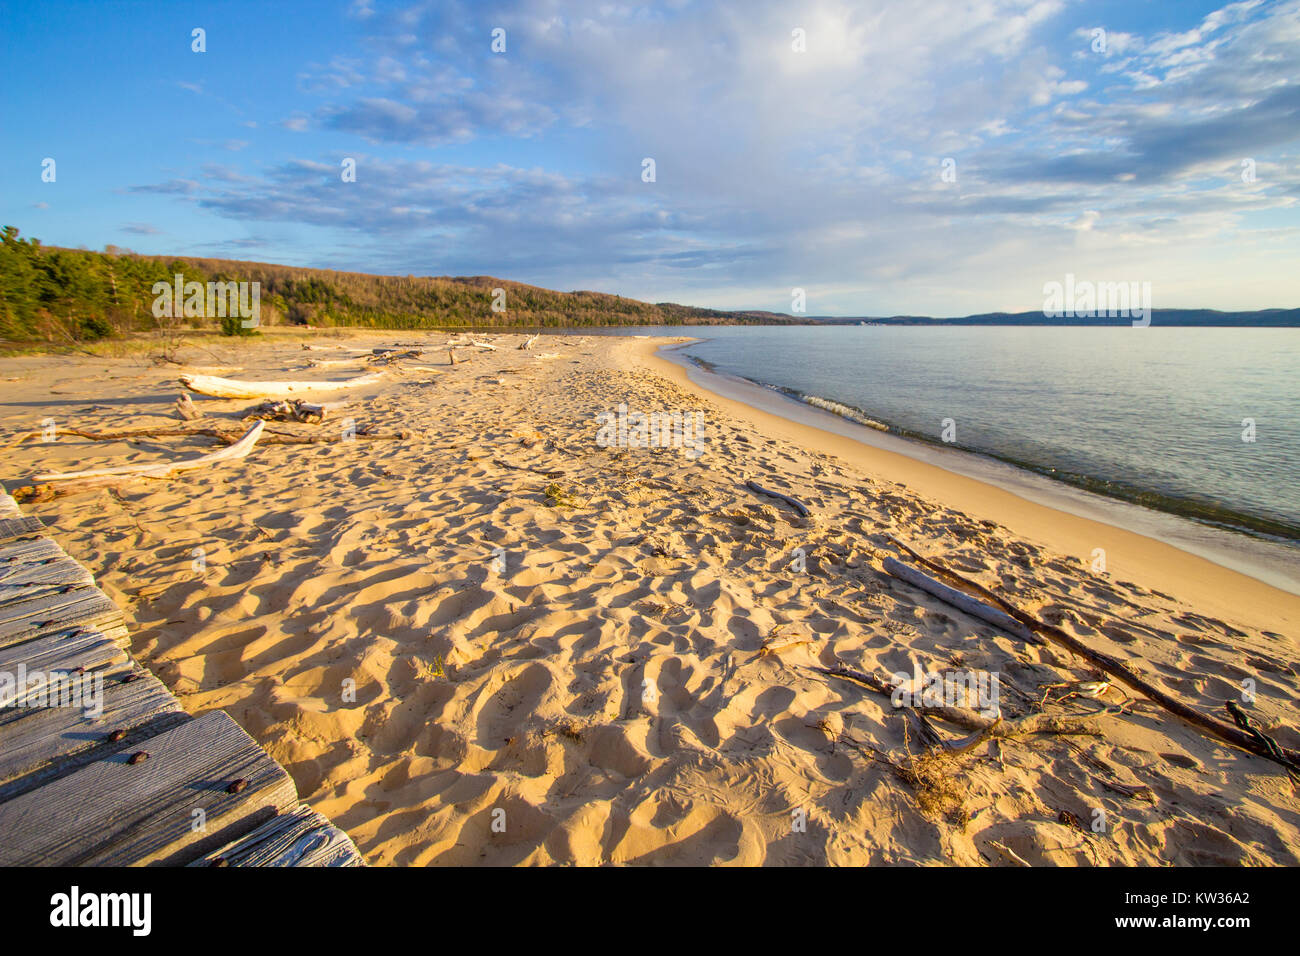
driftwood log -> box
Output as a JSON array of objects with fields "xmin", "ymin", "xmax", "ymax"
[
  {"xmin": 811, "ymin": 662, "xmax": 1114, "ymax": 744},
  {"xmin": 10, "ymin": 423, "xmax": 407, "ymax": 451},
  {"xmin": 368, "ymin": 349, "xmax": 422, "ymax": 366},
  {"xmin": 30, "ymin": 422, "xmax": 265, "ymax": 488},
  {"xmin": 175, "ymin": 394, "xmax": 199, "ymax": 421},
  {"xmin": 243, "ymin": 399, "xmax": 345, "ymax": 423},
  {"xmin": 883, "ymin": 556, "xmax": 1044, "ymax": 645},
  {"xmin": 178, "ymin": 371, "xmax": 384, "ymax": 400},
  {"xmin": 745, "ymin": 480, "xmax": 811, "ymax": 517}
]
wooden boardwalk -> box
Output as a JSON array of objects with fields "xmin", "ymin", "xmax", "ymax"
[{"xmin": 0, "ymin": 488, "xmax": 364, "ymax": 866}]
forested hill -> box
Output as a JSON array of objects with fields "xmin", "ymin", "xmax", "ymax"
[{"xmin": 0, "ymin": 227, "xmax": 776, "ymax": 342}]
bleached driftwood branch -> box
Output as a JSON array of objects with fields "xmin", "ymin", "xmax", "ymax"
[
  {"xmin": 883, "ymin": 556, "xmax": 1043, "ymax": 645},
  {"xmin": 175, "ymin": 393, "xmax": 199, "ymax": 421},
  {"xmin": 33, "ymin": 421, "xmax": 265, "ymax": 485},
  {"xmin": 308, "ymin": 357, "xmax": 363, "ymax": 368},
  {"xmin": 745, "ymin": 480, "xmax": 811, "ymax": 517},
  {"xmin": 13, "ymin": 423, "xmax": 405, "ymax": 449},
  {"xmin": 243, "ymin": 399, "xmax": 346, "ymax": 423},
  {"xmin": 179, "ymin": 371, "xmax": 384, "ymax": 400},
  {"xmin": 12, "ymin": 422, "xmax": 407, "ymax": 499},
  {"xmin": 810, "ymin": 663, "xmax": 1110, "ymax": 742}
]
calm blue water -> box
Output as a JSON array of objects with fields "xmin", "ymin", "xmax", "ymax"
[{"xmin": 628, "ymin": 326, "xmax": 1300, "ymax": 541}]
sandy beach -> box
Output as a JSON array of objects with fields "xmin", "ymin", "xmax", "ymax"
[{"xmin": 1, "ymin": 331, "xmax": 1297, "ymax": 865}]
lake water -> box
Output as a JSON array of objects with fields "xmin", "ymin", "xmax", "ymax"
[{"xmin": 621, "ymin": 326, "xmax": 1300, "ymax": 545}]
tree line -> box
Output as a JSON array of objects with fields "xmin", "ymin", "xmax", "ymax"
[{"xmin": 0, "ymin": 227, "xmax": 783, "ymax": 343}]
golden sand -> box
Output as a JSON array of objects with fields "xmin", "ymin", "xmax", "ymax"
[{"xmin": 2, "ymin": 331, "xmax": 1296, "ymax": 865}]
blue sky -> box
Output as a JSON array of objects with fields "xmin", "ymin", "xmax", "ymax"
[{"xmin": 3, "ymin": 0, "xmax": 1298, "ymax": 315}]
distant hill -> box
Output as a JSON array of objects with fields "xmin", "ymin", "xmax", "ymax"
[
  {"xmin": 1, "ymin": 226, "xmax": 1293, "ymax": 342},
  {"xmin": 0, "ymin": 227, "xmax": 795, "ymax": 342}
]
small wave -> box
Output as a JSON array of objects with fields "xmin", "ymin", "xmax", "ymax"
[
  {"xmin": 786, "ymin": 390, "xmax": 890, "ymax": 431},
  {"xmin": 775, "ymin": 385, "xmax": 1300, "ymax": 543}
]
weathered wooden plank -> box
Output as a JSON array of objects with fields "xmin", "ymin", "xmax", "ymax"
[
  {"xmin": 0, "ymin": 540, "xmax": 128, "ymax": 647},
  {"xmin": 0, "ymin": 710, "xmax": 299, "ymax": 866},
  {"xmin": 0, "ymin": 587, "xmax": 125, "ymax": 648},
  {"xmin": 0, "ymin": 628, "xmax": 128, "ymax": 708},
  {"xmin": 0, "ymin": 666, "xmax": 187, "ymax": 801},
  {"xmin": 92, "ymin": 621, "xmax": 131, "ymax": 648},
  {"xmin": 0, "ymin": 585, "xmax": 112, "ymax": 630},
  {"xmin": 188, "ymin": 804, "xmax": 365, "ymax": 867},
  {"xmin": 0, "ymin": 555, "xmax": 94, "ymax": 597},
  {"xmin": 0, "ymin": 610, "xmax": 128, "ymax": 651},
  {"xmin": 0, "ymin": 538, "xmax": 51, "ymax": 559},
  {"xmin": 0, "ymin": 536, "xmax": 65, "ymax": 565},
  {"xmin": 0, "ymin": 517, "xmax": 45, "ymax": 544}
]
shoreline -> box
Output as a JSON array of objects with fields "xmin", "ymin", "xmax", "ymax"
[{"xmin": 638, "ymin": 337, "xmax": 1300, "ymax": 635}]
